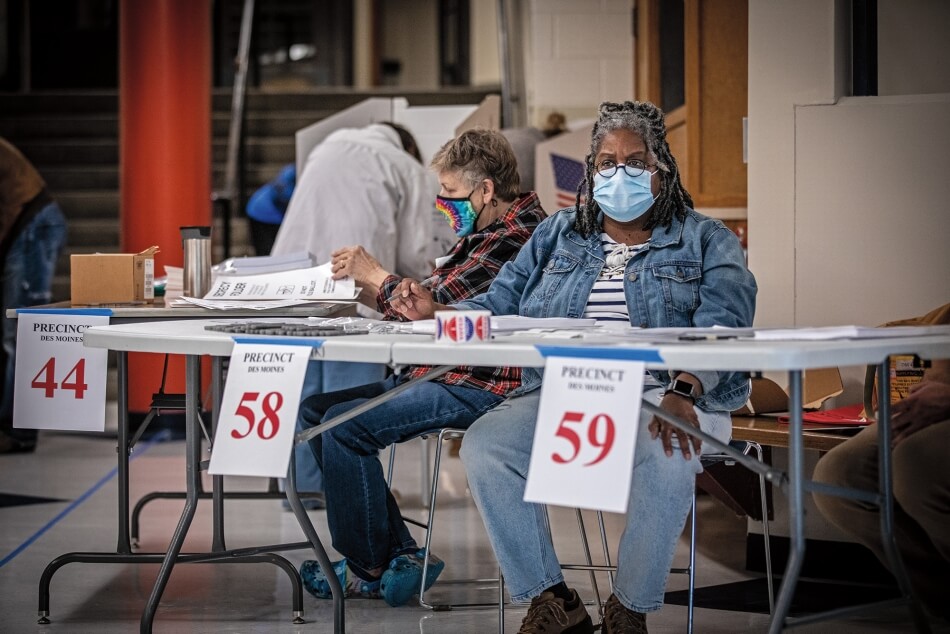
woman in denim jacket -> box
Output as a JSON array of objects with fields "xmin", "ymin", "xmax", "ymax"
[{"xmin": 392, "ymin": 101, "xmax": 757, "ymax": 634}]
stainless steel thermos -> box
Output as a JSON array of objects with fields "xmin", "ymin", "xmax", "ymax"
[{"xmin": 181, "ymin": 226, "xmax": 212, "ymax": 298}]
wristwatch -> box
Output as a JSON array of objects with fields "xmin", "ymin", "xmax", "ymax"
[{"xmin": 665, "ymin": 378, "xmax": 697, "ymax": 402}]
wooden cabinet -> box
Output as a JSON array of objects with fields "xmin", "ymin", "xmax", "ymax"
[{"xmin": 636, "ymin": 0, "xmax": 748, "ymax": 210}]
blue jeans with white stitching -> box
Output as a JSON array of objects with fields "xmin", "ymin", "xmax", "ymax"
[{"xmin": 299, "ymin": 374, "xmax": 503, "ymax": 572}]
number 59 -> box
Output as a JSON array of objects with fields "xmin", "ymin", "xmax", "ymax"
[{"xmin": 551, "ymin": 411, "xmax": 615, "ymax": 467}]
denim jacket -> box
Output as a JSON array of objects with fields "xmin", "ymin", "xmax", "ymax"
[{"xmin": 455, "ymin": 207, "xmax": 757, "ymax": 412}]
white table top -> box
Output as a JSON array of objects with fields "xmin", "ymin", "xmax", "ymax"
[
  {"xmin": 8, "ymin": 300, "xmax": 350, "ymax": 321},
  {"xmin": 82, "ymin": 319, "xmax": 950, "ymax": 372},
  {"xmin": 82, "ymin": 318, "xmax": 423, "ymax": 364},
  {"xmin": 391, "ymin": 332, "xmax": 950, "ymax": 371}
]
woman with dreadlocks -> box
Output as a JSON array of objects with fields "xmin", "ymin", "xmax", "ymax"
[{"xmin": 391, "ymin": 101, "xmax": 756, "ymax": 633}]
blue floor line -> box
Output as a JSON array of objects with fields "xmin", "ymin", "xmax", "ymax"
[{"xmin": 0, "ymin": 430, "xmax": 171, "ymax": 569}]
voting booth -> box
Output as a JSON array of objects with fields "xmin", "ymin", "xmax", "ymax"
[{"xmin": 294, "ymin": 95, "xmax": 500, "ymax": 258}]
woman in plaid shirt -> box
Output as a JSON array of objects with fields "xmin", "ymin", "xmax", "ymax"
[{"xmin": 298, "ymin": 128, "xmax": 546, "ymax": 607}]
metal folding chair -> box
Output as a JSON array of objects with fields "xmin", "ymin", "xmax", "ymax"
[
  {"xmin": 501, "ymin": 439, "xmax": 774, "ymax": 633},
  {"xmin": 386, "ymin": 428, "xmax": 500, "ymax": 610}
]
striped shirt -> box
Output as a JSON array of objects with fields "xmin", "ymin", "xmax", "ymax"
[
  {"xmin": 583, "ymin": 234, "xmax": 648, "ymax": 323},
  {"xmin": 585, "ymin": 234, "xmax": 660, "ymax": 388},
  {"xmin": 378, "ymin": 192, "xmax": 547, "ymax": 396}
]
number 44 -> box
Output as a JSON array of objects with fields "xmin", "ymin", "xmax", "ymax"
[{"xmin": 31, "ymin": 357, "xmax": 88, "ymax": 399}]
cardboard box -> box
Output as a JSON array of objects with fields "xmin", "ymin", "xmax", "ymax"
[
  {"xmin": 733, "ymin": 367, "xmax": 843, "ymax": 416},
  {"xmin": 70, "ymin": 246, "xmax": 159, "ymax": 305}
]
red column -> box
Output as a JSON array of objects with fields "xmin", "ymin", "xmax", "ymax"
[{"xmin": 120, "ymin": 0, "xmax": 212, "ymax": 415}]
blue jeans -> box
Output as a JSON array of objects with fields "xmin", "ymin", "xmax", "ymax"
[
  {"xmin": 300, "ymin": 374, "xmax": 504, "ymax": 572},
  {"xmin": 285, "ymin": 360, "xmax": 388, "ymax": 494},
  {"xmin": 460, "ymin": 388, "xmax": 732, "ymax": 612},
  {"xmin": 1, "ymin": 202, "xmax": 68, "ymax": 440}
]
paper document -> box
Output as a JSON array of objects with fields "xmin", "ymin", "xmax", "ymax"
[
  {"xmin": 214, "ymin": 251, "xmax": 315, "ymax": 276},
  {"xmin": 172, "ymin": 297, "xmax": 335, "ymax": 311},
  {"xmin": 200, "ymin": 263, "xmax": 357, "ymax": 301},
  {"xmin": 753, "ymin": 325, "xmax": 950, "ymax": 341}
]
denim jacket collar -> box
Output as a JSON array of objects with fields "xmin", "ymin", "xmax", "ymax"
[{"xmin": 566, "ymin": 210, "xmax": 686, "ymax": 254}]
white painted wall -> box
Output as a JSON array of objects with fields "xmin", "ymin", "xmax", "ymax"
[
  {"xmin": 525, "ymin": 0, "xmax": 634, "ymax": 127},
  {"xmin": 749, "ymin": 2, "xmax": 950, "ymax": 541}
]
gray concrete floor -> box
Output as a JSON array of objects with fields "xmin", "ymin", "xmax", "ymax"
[{"xmin": 0, "ymin": 428, "xmax": 942, "ymax": 633}]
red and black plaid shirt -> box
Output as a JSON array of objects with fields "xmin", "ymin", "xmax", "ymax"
[{"xmin": 375, "ymin": 192, "xmax": 546, "ymax": 396}]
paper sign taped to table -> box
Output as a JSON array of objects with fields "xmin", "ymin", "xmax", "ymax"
[
  {"xmin": 209, "ymin": 343, "xmax": 311, "ymax": 478},
  {"xmin": 13, "ymin": 310, "xmax": 109, "ymax": 432},
  {"xmin": 525, "ymin": 356, "xmax": 645, "ymax": 514}
]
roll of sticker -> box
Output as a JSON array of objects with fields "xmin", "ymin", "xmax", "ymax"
[{"xmin": 434, "ymin": 310, "xmax": 491, "ymax": 344}]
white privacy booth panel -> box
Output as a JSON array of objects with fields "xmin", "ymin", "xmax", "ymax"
[{"xmin": 293, "ymin": 95, "xmax": 502, "ymax": 262}]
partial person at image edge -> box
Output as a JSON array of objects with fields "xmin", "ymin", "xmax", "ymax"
[{"xmin": 0, "ymin": 137, "xmax": 69, "ymax": 454}]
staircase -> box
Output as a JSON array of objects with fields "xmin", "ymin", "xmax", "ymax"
[{"xmin": 0, "ymin": 87, "xmax": 497, "ymax": 302}]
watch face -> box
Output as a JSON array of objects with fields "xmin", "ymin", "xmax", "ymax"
[{"xmin": 672, "ymin": 379, "xmax": 694, "ymax": 397}]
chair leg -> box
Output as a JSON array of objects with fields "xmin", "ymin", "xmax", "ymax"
[
  {"xmin": 575, "ymin": 509, "xmax": 604, "ymax": 611},
  {"xmin": 595, "ymin": 511, "xmax": 615, "ymax": 595},
  {"xmin": 499, "ymin": 569, "xmax": 506, "ymax": 634},
  {"xmin": 419, "ymin": 432, "xmax": 445, "ymax": 608},
  {"xmin": 751, "ymin": 442, "xmax": 775, "ymax": 614},
  {"xmin": 687, "ymin": 488, "xmax": 697, "ymax": 634}
]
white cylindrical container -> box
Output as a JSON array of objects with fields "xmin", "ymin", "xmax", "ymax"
[
  {"xmin": 434, "ymin": 310, "xmax": 491, "ymax": 344},
  {"xmin": 181, "ymin": 226, "xmax": 212, "ymax": 298}
]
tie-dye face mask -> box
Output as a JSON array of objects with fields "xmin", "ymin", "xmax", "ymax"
[{"xmin": 436, "ymin": 191, "xmax": 481, "ymax": 237}]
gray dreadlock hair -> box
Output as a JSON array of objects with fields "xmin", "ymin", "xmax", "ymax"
[{"xmin": 574, "ymin": 101, "xmax": 693, "ymax": 238}]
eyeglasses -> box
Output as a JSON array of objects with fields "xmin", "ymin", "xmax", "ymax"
[{"xmin": 596, "ymin": 159, "xmax": 656, "ymax": 179}]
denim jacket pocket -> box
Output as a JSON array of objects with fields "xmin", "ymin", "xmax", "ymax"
[
  {"xmin": 653, "ymin": 263, "xmax": 701, "ymax": 326},
  {"xmin": 528, "ymin": 251, "xmax": 581, "ymax": 306}
]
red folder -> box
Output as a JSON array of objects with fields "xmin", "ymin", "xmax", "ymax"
[{"xmin": 778, "ymin": 404, "xmax": 869, "ymax": 426}]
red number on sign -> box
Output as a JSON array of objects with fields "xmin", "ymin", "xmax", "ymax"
[
  {"xmin": 232, "ymin": 392, "xmax": 260, "ymax": 439},
  {"xmin": 31, "ymin": 358, "xmax": 58, "ymax": 398},
  {"xmin": 552, "ymin": 411, "xmax": 616, "ymax": 466},
  {"xmin": 257, "ymin": 392, "xmax": 283, "ymax": 439},
  {"xmin": 584, "ymin": 413, "xmax": 615, "ymax": 466},
  {"xmin": 232, "ymin": 391, "xmax": 282, "ymax": 440},
  {"xmin": 551, "ymin": 411, "xmax": 585, "ymax": 464},
  {"xmin": 60, "ymin": 359, "xmax": 88, "ymax": 399}
]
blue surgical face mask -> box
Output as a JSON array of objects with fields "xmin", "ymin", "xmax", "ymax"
[{"xmin": 592, "ymin": 168, "xmax": 656, "ymax": 222}]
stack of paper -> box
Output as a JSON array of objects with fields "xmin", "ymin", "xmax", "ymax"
[
  {"xmin": 214, "ymin": 251, "xmax": 315, "ymax": 276},
  {"xmin": 176, "ymin": 262, "xmax": 358, "ymax": 310},
  {"xmin": 162, "ymin": 265, "xmax": 184, "ymax": 307}
]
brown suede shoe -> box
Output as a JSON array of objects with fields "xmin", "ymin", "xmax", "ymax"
[
  {"xmin": 601, "ymin": 594, "xmax": 648, "ymax": 634},
  {"xmin": 518, "ymin": 589, "xmax": 594, "ymax": 634}
]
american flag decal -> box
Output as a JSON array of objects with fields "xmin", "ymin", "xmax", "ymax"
[{"xmin": 550, "ymin": 153, "xmax": 586, "ymax": 209}]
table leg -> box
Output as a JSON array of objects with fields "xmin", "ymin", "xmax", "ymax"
[
  {"xmin": 211, "ymin": 356, "xmax": 226, "ymax": 552},
  {"xmin": 286, "ymin": 452, "xmax": 345, "ymax": 633},
  {"xmin": 116, "ymin": 350, "xmax": 132, "ymax": 555},
  {"xmin": 768, "ymin": 370, "xmax": 805, "ymax": 634},
  {"xmin": 876, "ymin": 360, "xmax": 932, "ymax": 633},
  {"xmin": 140, "ymin": 354, "xmax": 202, "ymax": 633}
]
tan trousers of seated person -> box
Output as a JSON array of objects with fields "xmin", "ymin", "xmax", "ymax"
[{"xmin": 813, "ymin": 421, "xmax": 950, "ymax": 621}]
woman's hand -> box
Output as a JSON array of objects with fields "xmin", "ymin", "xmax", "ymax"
[
  {"xmin": 389, "ymin": 278, "xmax": 446, "ymax": 320},
  {"xmin": 649, "ymin": 393, "xmax": 703, "ymax": 460},
  {"xmin": 331, "ymin": 246, "xmax": 389, "ymax": 288}
]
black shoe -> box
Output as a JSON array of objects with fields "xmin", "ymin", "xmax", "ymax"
[
  {"xmin": 601, "ymin": 594, "xmax": 647, "ymax": 634},
  {"xmin": 518, "ymin": 589, "xmax": 594, "ymax": 634}
]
